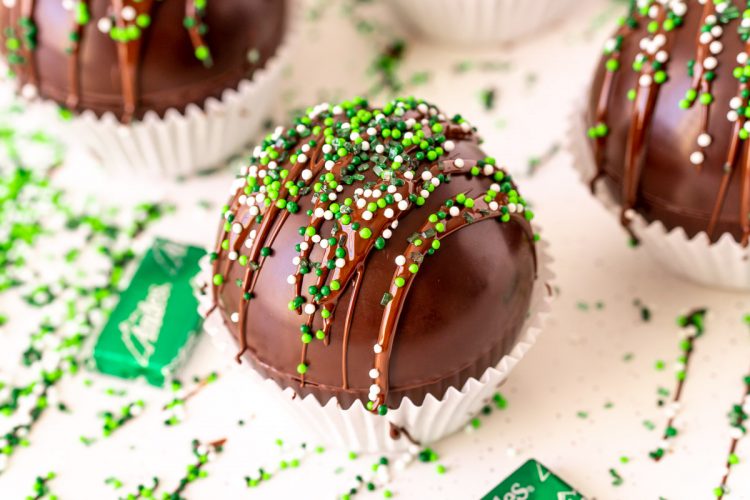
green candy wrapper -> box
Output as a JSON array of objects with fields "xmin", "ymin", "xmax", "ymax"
[
  {"xmin": 481, "ymin": 459, "xmax": 584, "ymax": 500},
  {"xmin": 90, "ymin": 238, "xmax": 205, "ymax": 386}
]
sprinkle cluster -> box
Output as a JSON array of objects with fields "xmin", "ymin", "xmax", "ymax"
[{"xmin": 648, "ymin": 308, "xmax": 707, "ymax": 461}]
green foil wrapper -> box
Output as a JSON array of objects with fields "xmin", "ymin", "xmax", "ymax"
[
  {"xmin": 90, "ymin": 238, "xmax": 205, "ymax": 386},
  {"xmin": 481, "ymin": 459, "xmax": 584, "ymax": 500}
]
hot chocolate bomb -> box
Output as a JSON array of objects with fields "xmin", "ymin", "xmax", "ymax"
[
  {"xmin": 209, "ymin": 97, "xmax": 538, "ymax": 413},
  {"xmin": 587, "ymin": 0, "xmax": 750, "ymax": 244},
  {"xmin": 0, "ymin": 0, "xmax": 285, "ymax": 122}
]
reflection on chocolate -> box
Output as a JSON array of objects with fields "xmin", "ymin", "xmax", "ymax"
[
  {"xmin": 210, "ymin": 98, "xmax": 538, "ymax": 412},
  {"xmin": 587, "ymin": 1, "xmax": 750, "ymax": 245},
  {"xmin": 0, "ymin": 0, "xmax": 286, "ymax": 122}
]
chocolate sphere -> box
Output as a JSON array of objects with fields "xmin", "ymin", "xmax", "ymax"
[
  {"xmin": 0, "ymin": 0, "xmax": 286, "ymax": 122},
  {"xmin": 587, "ymin": 1, "xmax": 750, "ymax": 244},
  {"xmin": 208, "ymin": 97, "xmax": 538, "ymax": 411}
]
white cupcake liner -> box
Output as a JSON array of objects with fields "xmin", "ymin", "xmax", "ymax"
[
  {"xmin": 50, "ymin": 3, "xmax": 301, "ymax": 178},
  {"xmin": 196, "ymin": 239, "xmax": 554, "ymax": 452},
  {"xmin": 384, "ymin": 0, "xmax": 578, "ymax": 46},
  {"xmin": 568, "ymin": 103, "xmax": 750, "ymax": 291}
]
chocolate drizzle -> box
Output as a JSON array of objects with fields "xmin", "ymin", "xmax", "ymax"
[
  {"xmin": 587, "ymin": 0, "xmax": 750, "ymax": 245},
  {"xmin": 65, "ymin": 0, "xmax": 86, "ymax": 110},
  {"xmin": 209, "ymin": 98, "xmax": 537, "ymax": 413},
  {"xmin": 111, "ymin": 0, "xmax": 155, "ymax": 123}
]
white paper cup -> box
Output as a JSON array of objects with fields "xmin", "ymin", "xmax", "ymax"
[
  {"xmin": 384, "ymin": 0, "xmax": 578, "ymax": 46},
  {"xmin": 29, "ymin": 3, "xmax": 301, "ymax": 178},
  {"xmin": 196, "ymin": 239, "xmax": 554, "ymax": 452},
  {"xmin": 568, "ymin": 104, "xmax": 750, "ymax": 291}
]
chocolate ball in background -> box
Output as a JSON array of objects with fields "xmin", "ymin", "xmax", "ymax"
[
  {"xmin": 0, "ymin": 0, "xmax": 286, "ymax": 122},
  {"xmin": 209, "ymin": 97, "xmax": 538, "ymax": 412},
  {"xmin": 587, "ymin": 1, "xmax": 750, "ymax": 244}
]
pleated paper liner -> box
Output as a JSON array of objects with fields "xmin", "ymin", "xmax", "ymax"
[
  {"xmin": 568, "ymin": 103, "xmax": 750, "ymax": 291},
  {"xmin": 384, "ymin": 0, "xmax": 578, "ymax": 46},
  {"xmin": 34, "ymin": 0, "xmax": 301, "ymax": 178},
  {"xmin": 196, "ymin": 239, "xmax": 554, "ymax": 452}
]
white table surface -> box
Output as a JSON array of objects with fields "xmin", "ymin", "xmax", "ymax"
[{"xmin": 2, "ymin": 0, "xmax": 750, "ymax": 499}]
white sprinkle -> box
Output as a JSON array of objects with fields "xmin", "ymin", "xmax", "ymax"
[
  {"xmin": 232, "ymin": 223, "xmax": 243, "ymax": 234},
  {"xmin": 369, "ymin": 384, "xmax": 381, "ymax": 395},
  {"xmin": 690, "ymin": 151, "xmax": 705, "ymax": 165},
  {"xmin": 395, "ymin": 255, "xmax": 406, "ymax": 266},
  {"xmin": 384, "ymin": 208, "xmax": 394, "ymax": 218},
  {"xmin": 19, "ymin": 83, "xmax": 38, "ymax": 101},
  {"xmin": 697, "ymin": 133, "xmax": 712, "ymax": 148},
  {"xmin": 449, "ymin": 206, "xmax": 460, "ymax": 217},
  {"xmin": 301, "ymin": 169, "xmax": 313, "ymax": 181},
  {"xmin": 228, "ymin": 251, "xmax": 238, "ymax": 261},
  {"xmin": 383, "ymin": 229, "xmax": 392, "ymax": 239},
  {"xmin": 454, "ymin": 158, "xmax": 465, "ymax": 168},
  {"xmin": 397, "ymin": 200, "xmax": 409, "ymax": 211},
  {"xmin": 373, "ymin": 344, "xmax": 383, "ymax": 354},
  {"xmin": 728, "ymin": 110, "xmax": 739, "ymax": 122},
  {"xmin": 297, "ymin": 153, "xmax": 308, "ymax": 164},
  {"xmin": 97, "ymin": 17, "xmax": 113, "ymax": 33},
  {"xmin": 703, "ymin": 56, "xmax": 718, "ymax": 70},
  {"xmin": 362, "ymin": 211, "xmax": 373, "ymax": 221},
  {"xmin": 121, "ymin": 6, "xmax": 136, "ymax": 21},
  {"xmin": 738, "ymin": 53, "xmax": 749, "ymax": 65},
  {"xmin": 444, "ymin": 141, "xmax": 455, "ymax": 152},
  {"xmin": 699, "ymin": 32, "xmax": 713, "ymax": 45},
  {"xmin": 421, "ymin": 171, "xmax": 432, "ymax": 181},
  {"xmin": 369, "ymin": 369, "xmax": 379, "ymax": 378},
  {"xmin": 287, "ymin": 275, "xmax": 296, "ymax": 285},
  {"xmin": 711, "ymin": 25, "xmax": 723, "ymax": 38},
  {"xmin": 304, "ymin": 303, "xmax": 316, "ymax": 315},
  {"xmin": 230, "ymin": 312, "xmax": 239, "ymax": 323},
  {"xmin": 655, "ymin": 50, "xmax": 669, "ymax": 63},
  {"xmin": 639, "ymin": 74, "xmax": 652, "ymax": 87},
  {"xmin": 335, "ymin": 258, "xmax": 345, "ymax": 268}
]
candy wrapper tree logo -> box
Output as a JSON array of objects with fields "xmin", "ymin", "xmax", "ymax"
[
  {"xmin": 120, "ymin": 283, "xmax": 172, "ymax": 368},
  {"xmin": 153, "ymin": 239, "xmax": 187, "ymax": 276}
]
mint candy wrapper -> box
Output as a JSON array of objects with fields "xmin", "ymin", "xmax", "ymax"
[
  {"xmin": 90, "ymin": 238, "xmax": 206, "ymax": 386},
  {"xmin": 481, "ymin": 459, "xmax": 584, "ymax": 500}
]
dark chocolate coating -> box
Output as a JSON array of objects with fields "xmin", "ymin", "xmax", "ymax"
[
  {"xmin": 212, "ymin": 104, "xmax": 537, "ymax": 409},
  {"xmin": 588, "ymin": 3, "xmax": 749, "ymax": 242},
  {"xmin": 0, "ymin": 0, "xmax": 286, "ymax": 121}
]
